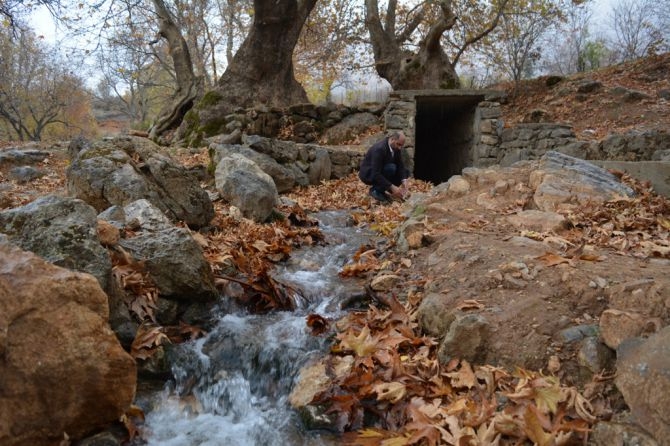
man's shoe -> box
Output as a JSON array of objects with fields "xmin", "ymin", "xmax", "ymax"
[{"xmin": 369, "ymin": 188, "xmax": 390, "ymax": 203}]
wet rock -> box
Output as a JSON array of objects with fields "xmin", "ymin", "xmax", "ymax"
[
  {"xmin": 290, "ymin": 356, "xmax": 354, "ymax": 431},
  {"xmin": 437, "ymin": 314, "xmax": 490, "ymax": 364},
  {"xmin": 370, "ymin": 273, "xmax": 402, "ymax": 292},
  {"xmin": 0, "ymin": 243, "xmax": 136, "ymax": 445},
  {"xmin": 119, "ymin": 227, "xmax": 217, "ymax": 301},
  {"xmin": 615, "ymin": 327, "xmax": 670, "ymax": 442}
]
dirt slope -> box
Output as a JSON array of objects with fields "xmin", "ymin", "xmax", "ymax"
[{"xmin": 497, "ymin": 53, "xmax": 670, "ymax": 140}]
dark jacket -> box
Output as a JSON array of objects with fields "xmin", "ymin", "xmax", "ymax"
[{"xmin": 359, "ymin": 137, "xmax": 408, "ymax": 191}]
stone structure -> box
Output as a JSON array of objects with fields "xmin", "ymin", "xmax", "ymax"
[
  {"xmin": 384, "ymin": 90, "xmax": 504, "ymax": 184},
  {"xmin": 383, "ymin": 91, "xmax": 669, "ymax": 194}
]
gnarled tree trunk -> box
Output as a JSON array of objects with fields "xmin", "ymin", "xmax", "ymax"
[
  {"xmin": 215, "ymin": 0, "xmax": 317, "ymax": 108},
  {"xmin": 365, "ymin": 0, "xmax": 507, "ymax": 90},
  {"xmin": 149, "ymin": 0, "xmax": 202, "ymax": 141}
]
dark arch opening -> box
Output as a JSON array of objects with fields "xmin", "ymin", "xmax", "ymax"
[{"xmin": 414, "ymin": 95, "xmax": 485, "ymax": 184}]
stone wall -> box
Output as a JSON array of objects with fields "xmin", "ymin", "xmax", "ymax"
[
  {"xmin": 184, "ymin": 101, "xmax": 385, "ymax": 147},
  {"xmin": 473, "ymin": 102, "xmax": 504, "ymax": 167}
]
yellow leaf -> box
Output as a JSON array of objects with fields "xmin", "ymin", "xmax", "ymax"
[
  {"xmin": 535, "ymin": 384, "xmax": 561, "ymax": 414},
  {"xmin": 523, "ymin": 406, "xmax": 554, "ymax": 446}
]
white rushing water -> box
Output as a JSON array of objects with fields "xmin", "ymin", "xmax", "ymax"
[{"xmin": 141, "ymin": 211, "xmax": 373, "ymax": 446}]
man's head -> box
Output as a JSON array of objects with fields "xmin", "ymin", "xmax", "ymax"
[{"xmin": 389, "ymin": 131, "xmax": 405, "ymax": 151}]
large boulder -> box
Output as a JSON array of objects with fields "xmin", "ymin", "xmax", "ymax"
[
  {"xmin": 118, "ymin": 227, "xmax": 218, "ymax": 302},
  {"xmin": 66, "ymin": 136, "xmax": 213, "ymax": 228},
  {"xmin": 0, "ymin": 195, "xmax": 112, "ymax": 291},
  {"xmin": 615, "ymin": 326, "xmax": 670, "ymax": 443},
  {"xmin": 209, "ymin": 143, "xmax": 300, "ymax": 192},
  {"xmin": 0, "ymin": 243, "xmax": 136, "ymax": 445},
  {"xmin": 531, "ymin": 151, "xmax": 635, "ymax": 211},
  {"xmin": 214, "ymin": 153, "xmax": 278, "ymax": 222}
]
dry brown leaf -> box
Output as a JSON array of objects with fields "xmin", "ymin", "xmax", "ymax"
[{"xmin": 373, "ymin": 381, "xmax": 407, "ymax": 404}]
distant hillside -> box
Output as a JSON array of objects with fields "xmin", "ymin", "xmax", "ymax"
[{"xmin": 497, "ymin": 53, "xmax": 670, "ymax": 141}]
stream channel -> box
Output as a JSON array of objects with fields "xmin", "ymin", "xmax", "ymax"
[{"xmin": 139, "ymin": 210, "xmax": 377, "ymax": 445}]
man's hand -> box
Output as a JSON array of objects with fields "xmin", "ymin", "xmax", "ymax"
[{"xmin": 388, "ymin": 185, "xmax": 406, "ymax": 200}]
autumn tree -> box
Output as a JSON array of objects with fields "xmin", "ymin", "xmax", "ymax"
[
  {"xmin": 294, "ymin": 0, "xmax": 363, "ymax": 103},
  {"xmin": 482, "ymin": 0, "xmax": 564, "ymax": 90},
  {"xmin": 0, "ymin": 27, "xmax": 96, "ymax": 141},
  {"xmin": 365, "ymin": 0, "xmax": 509, "ymax": 90}
]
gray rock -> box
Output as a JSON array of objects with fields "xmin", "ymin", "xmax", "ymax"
[
  {"xmin": 66, "ymin": 136, "xmax": 213, "ymax": 228},
  {"xmin": 506, "ymin": 210, "xmax": 567, "ymax": 232},
  {"xmin": 576, "ymin": 79, "xmax": 602, "ymax": 93},
  {"xmin": 577, "ymin": 336, "xmax": 615, "ymax": 373},
  {"xmin": 123, "ymin": 199, "xmax": 176, "ymax": 232},
  {"xmin": 209, "ymin": 143, "xmax": 298, "ymax": 193},
  {"xmin": 119, "ymin": 227, "xmax": 217, "ymax": 301},
  {"xmin": 591, "ymin": 421, "xmax": 659, "ymax": 446},
  {"xmin": 97, "ymin": 205, "xmax": 127, "ymax": 229},
  {"xmin": 321, "ymin": 112, "xmax": 380, "ymax": 144},
  {"xmin": 0, "ymin": 195, "xmax": 112, "ymax": 291},
  {"xmin": 416, "ymin": 293, "xmax": 457, "ymax": 337},
  {"xmin": 437, "ymin": 314, "xmax": 490, "ymax": 364},
  {"xmin": 306, "ymin": 147, "xmax": 332, "ymax": 184},
  {"xmin": 243, "ymin": 134, "xmax": 299, "ymax": 163},
  {"xmin": 532, "ymin": 151, "xmax": 635, "ymax": 211},
  {"xmin": 554, "ymin": 324, "xmax": 599, "ymax": 343},
  {"xmin": 615, "ymin": 327, "xmax": 670, "ymax": 442},
  {"xmin": 214, "ymin": 153, "xmax": 278, "ymax": 222},
  {"xmin": 8, "ymin": 166, "xmax": 44, "ymax": 183},
  {"xmin": 0, "ymin": 148, "xmax": 49, "ymax": 167}
]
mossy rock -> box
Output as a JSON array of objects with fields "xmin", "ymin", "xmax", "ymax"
[
  {"xmin": 197, "ymin": 91, "xmax": 224, "ymax": 109},
  {"xmin": 199, "ymin": 116, "xmax": 227, "ymax": 137}
]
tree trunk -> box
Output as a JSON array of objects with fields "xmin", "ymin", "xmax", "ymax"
[
  {"xmin": 365, "ymin": 0, "xmax": 460, "ymax": 90},
  {"xmin": 149, "ymin": 0, "xmax": 202, "ymax": 141},
  {"xmin": 215, "ymin": 0, "xmax": 316, "ymax": 108}
]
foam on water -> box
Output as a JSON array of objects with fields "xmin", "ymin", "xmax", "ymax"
[{"xmin": 141, "ymin": 211, "xmax": 373, "ymax": 445}]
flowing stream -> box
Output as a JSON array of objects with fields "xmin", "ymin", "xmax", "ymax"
[{"xmin": 139, "ymin": 211, "xmax": 374, "ymax": 445}]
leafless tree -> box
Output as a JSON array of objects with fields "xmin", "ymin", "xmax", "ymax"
[{"xmin": 610, "ymin": 0, "xmax": 663, "ymax": 61}]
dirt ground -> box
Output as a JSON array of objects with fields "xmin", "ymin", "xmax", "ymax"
[{"xmin": 392, "ymin": 169, "xmax": 669, "ymax": 388}]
